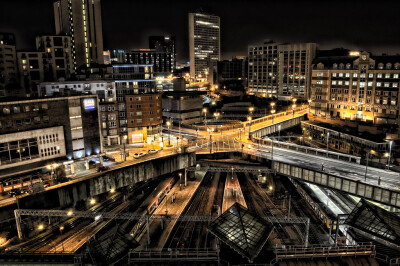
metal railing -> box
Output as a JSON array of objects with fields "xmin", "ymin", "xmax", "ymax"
[
  {"xmin": 275, "ymin": 242, "xmax": 375, "ymax": 261},
  {"xmin": 128, "ymin": 248, "xmax": 219, "ymax": 262}
]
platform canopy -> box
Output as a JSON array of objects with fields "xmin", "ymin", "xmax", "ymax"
[
  {"xmin": 345, "ymin": 199, "xmax": 400, "ymax": 245},
  {"xmin": 208, "ymin": 202, "xmax": 274, "ymax": 262}
]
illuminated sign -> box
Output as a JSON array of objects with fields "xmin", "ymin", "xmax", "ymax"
[
  {"xmin": 140, "ymin": 49, "xmax": 151, "ymax": 51},
  {"xmin": 83, "ymin": 98, "xmax": 96, "ymax": 111},
  {"xmin": 349, "ymin": 51, "xmax": 360, "ymax": 56}
]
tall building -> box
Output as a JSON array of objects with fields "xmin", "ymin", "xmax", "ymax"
[
  {"xmin": 126, "ymin": 49, "xmax": 174, "ymax": 77},
  {"xmin": 53, "ymin": 0, "xmax": 104, "ymax": 68},
  {"xmin": 149, "ymin": 36, "xmax": 176, "ymax": 71},
  {"xmin": 17, "ymin": 35, "xmax": 74, "ymax": 95},
  {"xmin": 311, "ymin": 51, "xmax": 400, "ymax": 124},
  {"xmin": 188, "ymin": 12, "xmax": 220, "ymax": 79},
  {"xmin": 248, "ymin": 40, "xmax": 317, "ymax": 99},
  {"xmin": 0, "ymin": 33, "xmax": 19, "ymax": 97}
]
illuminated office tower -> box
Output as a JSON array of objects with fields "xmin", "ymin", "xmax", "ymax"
[
  {"xmin": 54, "ymin": 0, "xmax": 104, "ymax": 68},
  {"xmin": 189, "ymin": 12, "xmax": 220, "ymax": 79}
]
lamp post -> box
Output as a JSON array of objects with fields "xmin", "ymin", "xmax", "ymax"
[
  {"xmin": 248, "ymin": 116, "xmax": 252, "ymax": 140},
  {"xmin": 364, "ymin": 151, "xmax": 370, "ymax": 181},
  {"xmin": 179, "ymin": 172, "xmax": 182, "ymax": 190},
  {"xmin": 308, "ymin": 99, "xmax": 312, "ymax": 113},
  {"xmin": 278, "ymin": 124, "xmax": 281, "ymax": 139},
  {"xmin": 214, "ymin": 112, "xmax": 220, "ymax": 124},
  {"xmin": 203, "ymin": 108, "xmax": 207, "ymax": 125},
  {"xmin": 208, "ymin": 128, "xmax": 214, "ymax": 153},
  {"xmin": 166, "ymin": 121, "xmax": 171, "ymax": 146},
  {"xmin": 59, "ymin": 226, "xmax": 65, "ymax": 252},
  {"xmin": 47, "ymin": 163, "xmax": 58, "ymax": 184},
  {"xmin": 271, "ymin": 109, "xmax": 276, "ymax": 124},
  {"xmin": 387, "ymin": 140, "xmax": 393, "ymax": 169},
  {"xmin": 292, "ymin": 104, "xmax": 296, "ymax": 118},
  {"xmin": 123, "ymin": 135, "xmax": 127, "ymax": 161},
  {"xmin": 326, "ymin": 132, "xmax": 330, "ymax": 157}
]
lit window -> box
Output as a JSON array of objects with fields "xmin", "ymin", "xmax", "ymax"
[{"xmin": 353, "ymin": 73, "xmax": 358, "ymax": 78}]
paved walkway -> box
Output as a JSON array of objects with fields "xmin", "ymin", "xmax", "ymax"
[
  {"xmin": 222, "ymin": 173, "xmax": 247, "ymax": 213},
  {"xmin": 136, "ymin": 171, "xmax": 206, "ymax": 249}
]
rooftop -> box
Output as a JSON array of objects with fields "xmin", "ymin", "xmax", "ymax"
[{"xmin": 207, "ymin": 202, "xmax": 274, "ymax": 262}]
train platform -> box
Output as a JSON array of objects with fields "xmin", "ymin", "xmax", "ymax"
[
  {"xmin": 136, "ymin": 171, "xmax": 206, "ymax": 249},
  {"xmin": 222, "ymin": 173, "xmax": 247, "ymax": 213}
]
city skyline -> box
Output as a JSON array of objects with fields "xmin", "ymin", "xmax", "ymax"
[{"xmin": 2, "ymin": 0, "xmax": 400, "ymax": 63}]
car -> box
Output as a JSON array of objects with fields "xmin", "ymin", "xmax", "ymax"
[
  {"xmin": 97, "ymin": 166, "xmax": 110, "ymax": 172},
  {"xmin": 133, "ymin": 152, "xmax": 146, "ymax": 159},
  {"xmin": 148, "ymin": 149, "xmax": 158, "ymax": 154},
  {"xmin": 9, "ymin": 189, "xmax": 22, "ymax": 197},
  {"xmin": 103, "ymin": 155, "xmax": 115, "ymax": 162}
]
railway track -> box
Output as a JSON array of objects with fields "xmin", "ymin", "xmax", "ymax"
[
  {"xmin": 16, "ymin": 180, "xmax": 153, "ymax": 252},
  {"xmin": 166, "ymin": 171, "xmax": 222, "ymax": 249}
]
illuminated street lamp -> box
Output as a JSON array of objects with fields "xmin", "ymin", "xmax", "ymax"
[
  {"xmin": 90, "ymin": 198, "xmax": 96, "ymax": 205},
  {"xmin": 214, "ymin": 112, "xmax": 220, "ymax": 123},
  {"xmin": 308, "ymin": 99, "xmax": 312, "ymax": 113},
  {"xmin": 166, "ymin": 121, "xmax": 171, "ymax": 146},
  {"xmin": 248, "ymin": 116, "xmax": 252, "ymax": 140},
  {"xmin": 123, "ymin": 135, "xmax": 127, "ymax": 162},
  {"xmin": 271, "ymin": 109, "xmax": 276, "ymax": 124},
  {"xmin": 203, "ymin": 108, "xmax": 208, "ymax": 125},
  {"xmin": 292, "ymin": 104, "xmax": 296, "ymax": 117},
  {"xmin": 387, "ymin": 140, "xmax": 393, "ymax": 169},
  {"xmin": 179, "ymin": 172, "xmax": 182, "ymax": 189},
  {"xmin": 59, "ymin": 226, "xmax": 65, "ymax": 252},
  {"xmin": 47, "ymin": 163, "xmax": 58, "ymax": 184},
  {"xmin": 38, "ymin": 224, "xmax": 44, "ymax": 231},
  {"xmin": 208, "ymin": 128, "xmax": 214, "ymax": 153}
]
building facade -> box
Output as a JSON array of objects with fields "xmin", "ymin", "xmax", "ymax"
[
  {"xmin": 149, "ymin": 36, "xmax": 176, "ymax": 71},
  {"xmin": 126, "ymin": 94, "xmax": 162, "ymax": 144},
  {"xmin": 0, "ymin": 33, "xmax": 19, "ymax": 97},
  {"xmin": 126, "ymin": 50, "xmax": 173, "ymax": 77},
  {"xmin": 39, "ymin": 80, "xmax": 116, "ymax": 102},
  {"xmin": 53, "ymin": 0, "xmax": 104, "ymax": 68},
  {"xmin": 0, "ymin": 95, "xmax": 102, "ymax": 178},
  {"xmin": 311, "ymin": 52, "xmax": 400, "ymax": 124},
  {"xmin": 189, "ymin": 12, "xmax": 220, "ymax": 79},
  {"xmin": 248, "ymin": 41, "xmax": 317, "ymax": 99},
  {"xmin": 99, "ymin": 101, "xmax": 119, "ymax": 146},
  {"xmin": 162, "ymin": 91, "xmax": 205, "ymax": 125}
]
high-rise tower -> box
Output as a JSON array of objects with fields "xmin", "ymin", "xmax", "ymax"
[
  {"xmin": 54, "ymin": 0, "xmax": 104, "ymax": 68},
  {"xmin": 188, "ymin": 12, "xmax": 220, "ymax": 79}
]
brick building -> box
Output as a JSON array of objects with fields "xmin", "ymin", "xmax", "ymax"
[{"xmin": 311, "ymin": 51, "xmax": 400, "ymax": 124}]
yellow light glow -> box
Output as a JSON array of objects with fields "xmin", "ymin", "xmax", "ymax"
[
  {"xmin": 110, "ymin": 188, "xmax": 115, "ymax": 193},
  {"xmin": 38, "ymin": 224, "xmax": 44, "ymax": 230},
  {"xmin": 67, "ymin": 211, "xmax": 73, "ymax": 216},
  {"xmin": 268, "ymin": 186, "xmax": 273, "ymax": 191},
  {"xmin": 59, "ymin": 226, "xmax": 64, "ymax": 231},
  {"xmin": 90, "ymin": 198, "xmax": 96, "ymax": 205}
]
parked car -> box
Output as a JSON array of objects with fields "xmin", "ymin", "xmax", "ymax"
[
  {"xmin": 103, "ymin": 155, "xmax": 115, "ymax": 162},
  {"xmin": 148, "ymin": 149, "xmax": 158, "ymax": 154},
  {"xmin": 9, "ymin": 189, "xmax": 22, "ymax": 197},
  {"xmin": 97, "ymin": 166, "xmax": 110, "ymax": 172},
  {"xmin": 133, "ymin": 152, "xmax": 146, "ymax": 159}
]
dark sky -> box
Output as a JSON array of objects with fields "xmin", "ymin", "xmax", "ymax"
[{"xmin": 2, "ymin": 0, "xmax": 400, "ymax": 63}]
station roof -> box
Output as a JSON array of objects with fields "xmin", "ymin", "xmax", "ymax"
[
  {"xmin": 345, "ymin": 199, "xmax": 400, "ymax": 245},
  {"xmin": 207, "ymin": 202, "xmax": 274, "ymax": 262}
]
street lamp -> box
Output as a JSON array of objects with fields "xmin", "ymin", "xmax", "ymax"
[
  {"xmin": 179, "ymin": 172, "xmax": 182, "ymax": 189},
  {"xmin": 326, "ymin": 132, "xmax": 330, "ymax": 156},
  {"xmin": 308, "ymin": 99, "xmax": 312, "ymax": 113},
  {"xmin": 59, "ymin": 226, "xmax": 65, "ymax": 252},
  {"xmin": 292, "ymin": 104, "xmax": 296, "ymax": 117},
  {"xmin": 166, "ymin": 121, "xmax": 171, "ymax": 146},
  {"xmin": 271, "ymin": 109, "xmax": 276, "ymax": 124},
  {"xmin": 47, "ymin": 163, "xmax": 58, "ymax": 184},
  {"xmin": 90, "ymin": 198, "xmax": 96, "ymax": 205},
  {"xmin": 214, "ymin": 112, "xmax": 220, "ymax": 123},
  {"xmin": 248, "ymin": 116, "xmax": 252, "ymax": 140},
  {"xmin": 203, "ymin": 108, "xmax": 208, "ymax": 125},
  {"xmin": 208, "ymin": 128, "xmax": 214, "ymax": 153},
  {"xmin": 123, "ymin": 135, "xmax": 127, "ymax": 161},
  {"xmin": 387, "ymin": 140, "xmax": 393, "ymax": 169}
]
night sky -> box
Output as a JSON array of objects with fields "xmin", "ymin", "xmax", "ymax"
[{"xmin": 2, "ymin": 0, "xmax": 400, "ymax": 63}]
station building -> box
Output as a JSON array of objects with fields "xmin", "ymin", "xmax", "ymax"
[{"xmin": 0, "ymin": 95, "xmax": 102, "ymax": 180}]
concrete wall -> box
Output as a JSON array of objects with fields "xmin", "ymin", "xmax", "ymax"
[{"xmin": 0, "ymin": 152, "xmax": 195, "ymax": 221}]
